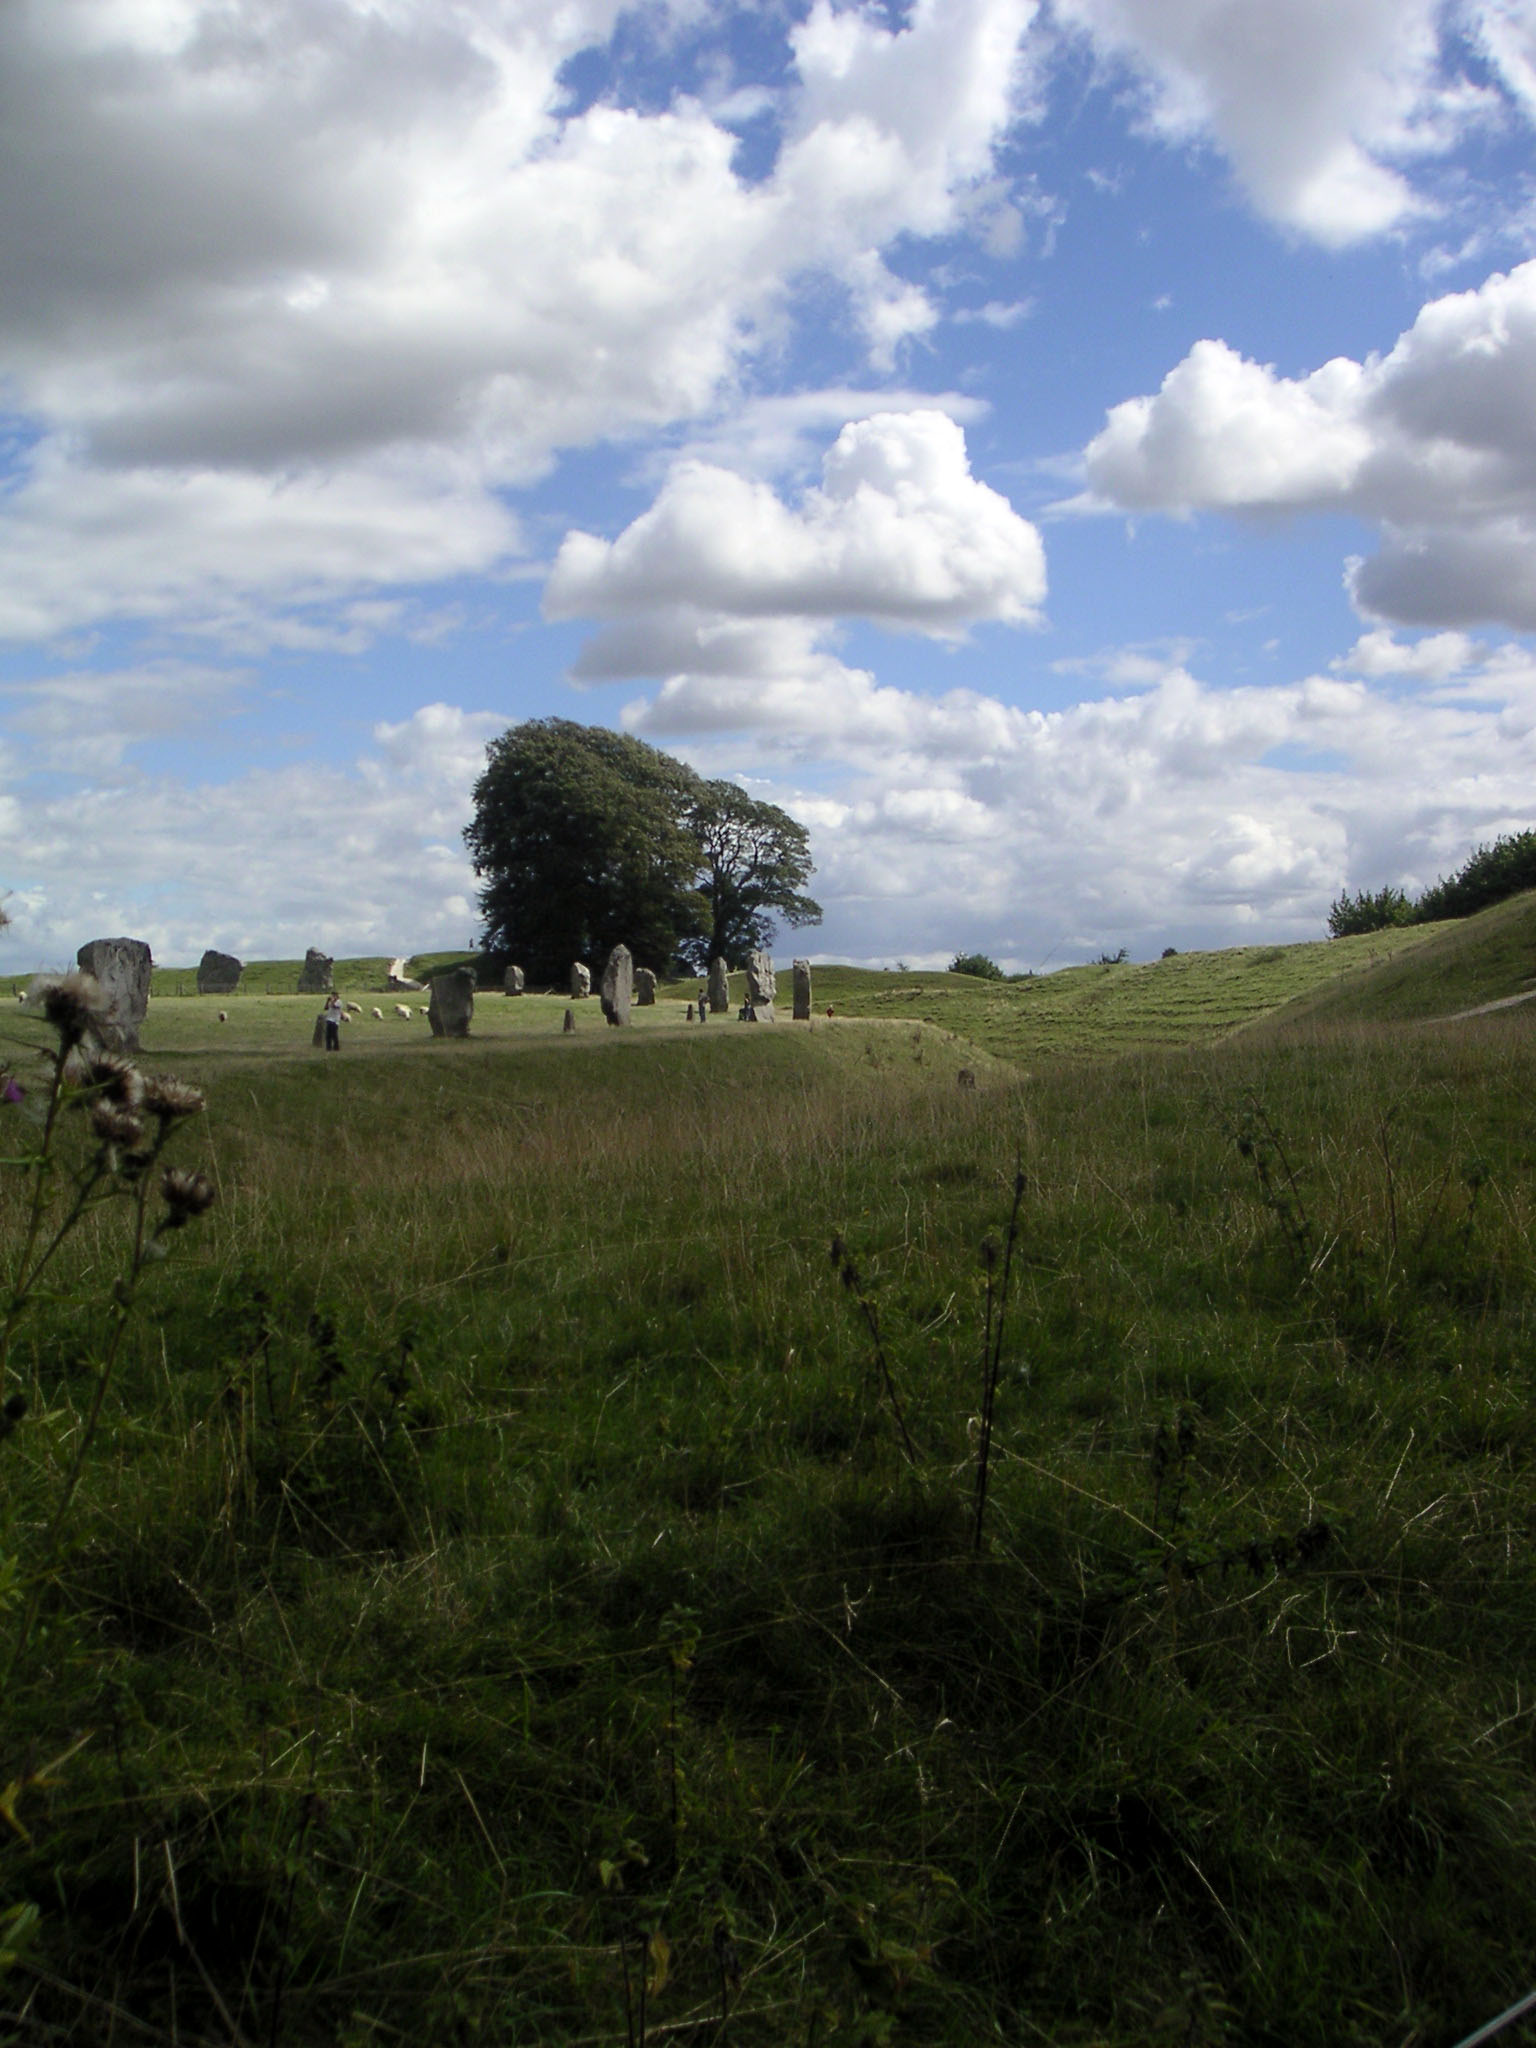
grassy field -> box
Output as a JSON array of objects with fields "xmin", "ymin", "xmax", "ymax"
[
  {"xmin": 4, "ymin": 913, "xmax": 1536, "ymax": 2042},
  {"xmin": 0, "ymin": 914, "xmax": 1453, "ymax": 1066},
  {"xmin": 803, "ymin": 922, "xmax": 1452, "ymax": 1062},
  {"xmin": 1259, "ymin": 888, "xmax": 1536, "ymax": 1031}
]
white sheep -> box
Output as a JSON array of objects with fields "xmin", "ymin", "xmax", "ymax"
[
  {"xmin": 394, "ymin": 1003, "xmax": 412, "ymax": 1020},
  {"xmin": 371, "ymin": 1006, "xmax": 384, "ymax": 1020},
  {"xmin": 217, "ymin": 1010, "xmax": 228, "ymax": 1024}
]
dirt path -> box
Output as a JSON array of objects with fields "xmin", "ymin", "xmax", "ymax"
[{"xmin": 1439, "ymin": 987, "xmax": 1536, "ymax": 1022}]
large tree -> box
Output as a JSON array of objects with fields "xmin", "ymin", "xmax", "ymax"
[
  {"xmin": 683, "ymin": 779, "xmax": 822, "ymax": 970},
  {"xmin": 465, "ymin": 720, "xmax": 708, "ymax": 981},
  {"xmin": 465, "ymin": 723, "xmax": 822, "ymax": 980}
]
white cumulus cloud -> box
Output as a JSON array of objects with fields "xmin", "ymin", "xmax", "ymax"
[
  {"xmin": 1078, "ymin": 258, "xmax": 1536, "ymax": 630},
  {"xmin": 615, "ymin": 643, "xmax": 1536, "ymax": 965},
  {"xmin": 1054, "ymin": 0, "xmax": 1499, "ymax": 244},
  {"xmin": 0, "ymin": 0, "xmax": 1043, "ymax": 647},
  {"xmin": 548, "ymin": 410, "xmax": 1046, "ymax": 635}
]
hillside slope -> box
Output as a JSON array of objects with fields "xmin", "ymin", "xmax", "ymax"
[
  {"xmin": 795, "ymin": 923, "xmax": 1446, "ymax": 1061},
  {"xmin": 1259, "ymin": 888, "xmax": 1536, "ymax": 1033}
]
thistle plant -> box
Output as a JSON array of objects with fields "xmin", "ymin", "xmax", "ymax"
[
  {"xmin": 973, "ymin": 1166, "xmax": 1026, "ymax": 1555},
  {"xmin": 3, "ymin": 970, "xmax": 216, "ymax": 1673}
]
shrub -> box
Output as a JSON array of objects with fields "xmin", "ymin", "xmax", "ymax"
[
  {"xmin": 950, "ymin": 952, "xmax": 1004, "ymax": 979},
  {"xmin": 1327, "ymin": 885, "xmax": 1414, "ymax": 937},
  {"xmin": 1413, "ymin": 830, "xmax": 1536, "ymax": 923}
]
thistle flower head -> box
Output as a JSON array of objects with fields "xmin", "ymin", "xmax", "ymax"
[
  {"xmin": 30, "ymin": 971, "xmax": 108, "ymax": 1049},
  {"xmin": 83, "ymin": 1051, "xmax": 144, "ymax": 1108},
  {"xmin": 159, "ymin": 1166, "xmax": 217, "ymax": 1228},
  {"xmin": 141, "ymin": 1074, "xmax": 205, "ymax": 1124},
  {"xmin": 90, "ymin": 1100, "xmax": 146, "ymax": 1149}
]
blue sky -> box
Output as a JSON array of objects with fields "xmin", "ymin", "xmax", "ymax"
[{"xmin": 3, "ymin": 0, "xmax": 1536, "ymax": 972}]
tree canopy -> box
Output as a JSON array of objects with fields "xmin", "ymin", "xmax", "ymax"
[
  {"xmin": 465, "ymin": 720, "xmax": 820, "ymax": 981},
  {"xmin": 1328, "ymin": 830, "xmax": 1536, "ymax": 936},
  {"xmin": 683, "ymin": 779, "xmax": 821, "ymax": 973}
]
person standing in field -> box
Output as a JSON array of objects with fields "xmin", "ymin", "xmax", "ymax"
[{"xmin": 323, "ymin": 993, "xmax": 344, "ymax": 1052}]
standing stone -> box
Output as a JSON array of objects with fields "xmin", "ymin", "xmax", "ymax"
[
  {"xmin": 427, "ymin": 968, "xmax": 475, "ymax": 1038},
  {"xmin": 563, "ymin": 1007, "xmax": 576, "ymax": 1034},
  {"xmin": 297, "ymin": 948, "xmax": 334, "ymax": 995},
  {"xmin": 387, "ymin": 956, "xmax": 425, "ymax": 991},
  {"xmin": 600, "ymin": 944, "xmax": 633, "ymax": 1026},
  {"xmin": 196, "ymin": 949, "xmax": 242, "ymax": 996},
  {"xmin": 504, "ymin": 965, "xmax": 526, "ymax": 996},
  {"xmin": 746, "ymin": 949, "xmax": 777, "ymax": 1022},
  {"xmin": 76, "ymin": 938, "xmax": 153, "ymax": 1054},
  {"xmin": 571, "ymin": 962, "xmax": 591, "ymax": 999},
  {"xmin": 707, "ymin": 958, "xmax": 730, "ymax": 1015},
  {"xmin": 792, "ymin": 958, "xmax": 812, "ymax": 1021},
  {"xmin": 634, "ymin": 967, "xmax": 657, "ymax": 1006},
  {"xmin": 312, "ymin": 1013, "xmax": 328, "ymax": 1048}
]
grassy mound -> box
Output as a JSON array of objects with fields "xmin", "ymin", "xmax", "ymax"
[
  {"xmin": 5, "ymin": 1003, "xmax": 1536, "ymax": 2043},
  {"xmin": 793, "ymin": 924, "xmax": 1446, "ymax": 1060},
  {"xmin": 1262, "ymin": 886, "xmax": 1536, "ymax": 1031}
]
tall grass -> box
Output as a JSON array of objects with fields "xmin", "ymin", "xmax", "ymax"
[{"xmin": 4, "ymin": 1011, "xmax": 1536, "ymax": 2043}]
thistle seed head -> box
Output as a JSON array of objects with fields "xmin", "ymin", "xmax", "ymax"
[
  {"xmin": 31, "ymin": 972, "xmax": 108, "ymax": 1048},
  {"xmin": 90, "ymin": 1100, "xmax": 146, "ymax": 1148},
  {"xmin": 83, "ymin": 1051, "xmax": 144, "ymax": 1108},
  {"xmin": 142, "ymin": 1074, "xmax": 205, "ymax": 1123},
  {"xmin": 160, "ymin": 1166, "xmax": 217, "ymax": 1227}
]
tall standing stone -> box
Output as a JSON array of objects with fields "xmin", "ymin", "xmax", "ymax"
[
  {"xmin": 600, "ymin": 944, "xmax": 633, "ymax": 1026},
  {"xmin": 504, "ymin": 965, "xmax": 526, "ymax": 996},
  {"xmin": 746, "ymin": 950, "xmax": 777, "ymax": 1022},
  {"xmin": 76, "ymin": 938, "xmax": 153, "ymax": 1054},
  {"xmin": 297, "ymin": 948, "xmax": 334, "ymax": 995},
  {"xmin": 634, "ymin": 968, "xmax": 657, "ymax": 1006},
  {"xmin": 387, "ymin": 956, "xmax": 425, "ymax": 991},
  {"xmin": 196, "ymin": 949, "xmax": 242, "ymax": 996},
  {"xmin": 571, "ymin": 962, "xmax": 591, "ymax": 999},
  {"xmin": 563, "ymin": 1007, "xmax": 576, "ymax": 1034},
  {"xmin": 427, "ymin": 968, "xmax": 475, "ymax": 1038},
  {"xmin": 707, "ymin": 958, "xmax": 729, "ymax": 1015},
  {"xmin": 793, "ymin": 958, "xmax": 812, "ymax": 1021}
]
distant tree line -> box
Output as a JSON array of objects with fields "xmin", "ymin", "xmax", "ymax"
[
  {"xmin": 1329, "ymin": 830, "xmax": 1536, "ymax": 936},
  {"xmin": 464, "ymin": 719, "xmax": 821, "ymax": 981}
]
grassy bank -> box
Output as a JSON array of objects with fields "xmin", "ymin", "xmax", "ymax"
[
  {"xmin": 4, "ymin": 981, "xmax": 1536, "ymax": 2042},
  {"xmin": 0, "ymin": 912, "xmax": 1452, "ymax": 1064},
  {"xmin": 804, "ymin": 923, "xmax": 1449, "ymax": 1061}
]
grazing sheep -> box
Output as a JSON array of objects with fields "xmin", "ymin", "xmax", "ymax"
[
  {"xmin": 217, "ymin": 1010, "xmax": 228, "ymax": 1024},
  {"xmin": 394, "ymin": 1003, "xmax": 412, "ymax": 1020},
  {"xmin": 344, "ymin": 1000, "xmax": 363, "ymax": 1014},
  {"xmin": 371, "ymin": 1006, "xmax": 384, "ymax": 1020},
  {"xmin": 416, "ymin": 1006, "xmax": 428, "ymax": 1017}
]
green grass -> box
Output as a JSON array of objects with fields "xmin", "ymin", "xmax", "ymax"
[
  {"xmin": 788, "ymin": 923, "xmax": 1450, "ymax": 1061},
  {"xmin": 5, "ymin": 913, "xmax": 1536, "ymax": 2042},
  {"xmin": 0, "ymin": 908, "xmax": 1468, "ymax": 1062},
  {"xmin": 1261, "ymin": 887, "xmax": 1536, "ymax": 1029}
]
